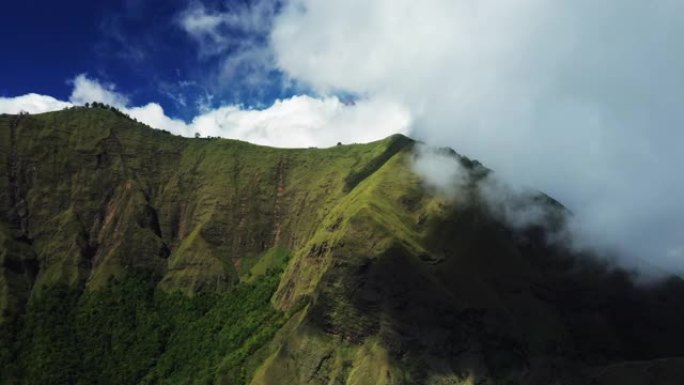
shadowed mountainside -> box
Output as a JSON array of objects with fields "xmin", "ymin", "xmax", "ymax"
[{"xmin": 1, "ymin": 108, "xmax": 683, "ymax": 385}]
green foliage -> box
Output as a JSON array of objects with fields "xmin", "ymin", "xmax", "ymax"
[
  {"xmin": 0, "ymin": 108, "xmax": 420, "ymax": 384},
  {"xmin": 149, "ymin": 271, "xmax": 286, "ymax": 385},
  {"xmin": 2, "ymin": 262, "xmax": 286, "ymax": 385},
  {"xmin": 0, "ymin": 108, "xmax": 413, "ymax": 294},
  {"xmin": 13, "ymin": 287, "xmax": 81, "ymax": 385},
  {"xmin": 74, "ymin": 275, "xmax": 166, "ymax": 385},
  {"xmin": 343, "ymin": 134, "xmax": 413, "ymax": 192},
  {"xmin": 243, "ymin": 246, "xmax": 289, "ymax": 283}
]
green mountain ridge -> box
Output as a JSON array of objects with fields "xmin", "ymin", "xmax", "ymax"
[{"xmin": 1, "ymin": 107, "xmax": 683, "ymax": 385}]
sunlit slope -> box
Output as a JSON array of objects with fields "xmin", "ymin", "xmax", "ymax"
[
  {"xmin": 0, "ymin": 108, "xmax": 412, "ymax": 301},
  {"xmin": 247, "ymin": 134, "xmax": 684, "ymax": 384}
]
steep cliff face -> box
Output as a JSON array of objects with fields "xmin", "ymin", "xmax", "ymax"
[
  {"xmin": 251, "ymin": 140, "xmax": 684, "ymax": 385},
  {"xmin": 1, "ymin": 108, "xmax": 683, "ymax": 385},
  {"xmin": 0, "ymin": 108, "xmax": 411, "ymax": 302}
]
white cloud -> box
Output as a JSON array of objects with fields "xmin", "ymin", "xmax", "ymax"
[
  {"xmin": 179, "ymin": 1, "xmax": 277, "ymax": 56},
  {"xmin": 180, "ymin": 1, "xmax": 274, "ymax": 38},
  {"xmin": 413, "ymin": 144, "xmax": 561, "ymax": 237},
  {"xmin": 412, "ymin": 145, "xmax": 469, "ymax": 199},
  {"xmin": 124, "ymin": 88, "xmax": 410, "ymax": 148},
  {"xmin": 0, "ymin": 74, "xmax": 410, "ymax": 149},
  {"xmin": 0, "ymin": 75, "xmax": 129, "ymax": 115},
  {"xmin": 187, "ymin": 95, "xmax": 410, "ymax": 147},
  {"xmin": 126, "ymin": 103, "xmax": 192, "ymax": 136},
  {"xmin": 124, "ymin": 94, "xmax": 411, "ymax": 148},
  {"xmin": 0, "ymin": 93, "xmax": 71, "ymax": 114},
  {"xmin": 69, "ymin": 74, "xmax": 129, "ymax": 107},
  {"xmin": 270, "ymin": 0, "xmax": 684, "ymax": 275},
  {"xmin": 177, "ymin": 1, "xmax": 281, "ymax": 98},
  {"xmin": 180, "ymin": 5, "xmax": 224, "ymax": 40}
]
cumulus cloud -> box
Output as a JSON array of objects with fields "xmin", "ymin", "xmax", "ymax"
[
  {"xmin": 270, "ymin": 0, "xmax": 684, "ymax": 275},
  {"xmin": 0, "ymin": 74, "xmax": 410, "ymax": 149},
  {"xmin": 0, "ymin": 74, "xmax": 128, "ymax": 114},
  {"xmin": 187, "ymin": 95, "xmax": 410, "ymax": 147},
  {"xmin": 126, "ymin": 94, "xmax": 410, "ymax": 147},
  {"xmin": 69, "ymin": 74, "xmax": 129, "ymax": 107},
  {"xmin": 0, "ymin": 93, "xmax": 71, "ymax": 114},
  {"xmin": 126, "ymin": 103, "xmax": 191, "ymax": 135}
]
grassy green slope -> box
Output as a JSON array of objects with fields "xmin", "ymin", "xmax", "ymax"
[
  {"xmin": 0, "ymin": 108, "xmax": 417, "ymax": 384},
  {"xmin": 250, "ymin": 140, "xmax": 684, "ymax": 384},
  {"xmin": 0, "ymin": 108, "xmax": 411, "ymax": 297},
  {"xmin": 1, "ymin": 108, "xmax": 684, "ymax": 385}
]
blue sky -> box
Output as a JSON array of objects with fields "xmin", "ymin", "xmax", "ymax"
[
  {"xmin": 0, "ymin": 0, "xmax": 291, "ymax": 120},
  {"xmin": 1, "ymin": 0, "xmax": 684, "ymax": 275}
]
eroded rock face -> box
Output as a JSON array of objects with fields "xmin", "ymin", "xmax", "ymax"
[{"xmin": 0, "ymin": 110, "xmax": 409, "ymax": 298}]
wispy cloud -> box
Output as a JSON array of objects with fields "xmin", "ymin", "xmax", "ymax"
[
  {"xmin": 176, "ymin": 0, "xmax": 286, "ymax": 106},
  {"xmin": 179, "ymin": 1, "xmax": 276, "ymax": 55}
]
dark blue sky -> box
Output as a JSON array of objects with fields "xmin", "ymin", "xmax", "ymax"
[{"xmin": 0, "ymin": 0, "xmax": 290, "ymax": 120}]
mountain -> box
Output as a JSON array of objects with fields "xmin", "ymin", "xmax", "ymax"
[{"xmin": 1, "ymin": 107, "xmax": 684, "ymax": 385}]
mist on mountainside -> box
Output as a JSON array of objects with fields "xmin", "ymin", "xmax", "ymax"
[{"xmin": 272, "ymin": 0, "xmax": 684, "ymax": 276}]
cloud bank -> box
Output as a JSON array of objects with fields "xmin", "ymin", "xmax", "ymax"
[
  {"xmin": 270, "ymin": 0, "xmax": 684, "ymax": 275},
  {"xmin": 0, "ymin": 74, "xmax": 410, "ymax": 148},
  {"xmin": 0, "ymin": 94, "xmax": 71, "ymax": 114}
]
